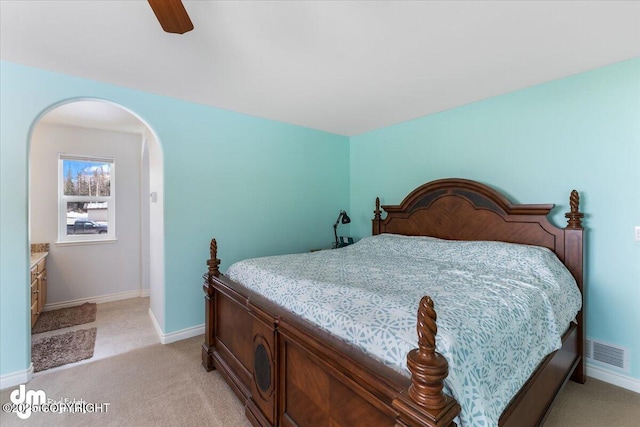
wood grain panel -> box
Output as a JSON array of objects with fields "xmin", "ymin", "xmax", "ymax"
[
  {"xmin": 330, "ymin": 379, "xmax": 393, "ymax": 427},
  {"xmin": 284, "ymin": 381, "xmax": 329, "ymax": 427},
  {"xmin": 282, "ymin": 339, "xmax": 394, "ymax": 427},
  {"xmin": 285, "ymin": 341, "xmax": 330, "ymax": 413},
  {"xmin": 216, "ymin": 294, "xmax": 253, "ymax": 376}
]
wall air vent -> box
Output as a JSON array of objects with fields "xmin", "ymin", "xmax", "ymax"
[{"xmin": 585, "ymin": 338, "xmax": 629, "ymax": 372}]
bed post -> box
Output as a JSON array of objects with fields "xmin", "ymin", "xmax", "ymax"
[
  {"xmin": 565, "ymin": 191, "xmax": 586, "ymax": 384},
  {"xmin": 207, "ymin": 238, "xmax": 221, "ymax": 278},
  {"xmin": 392, "ymin": 296, "xmax": 460, "ymax": 427},
  {"xmin": 202, "ymin": 238, "xmax": 221, "ymax": 371},
  {"xmin": 372, "ymin": 197, "xmax": 382, "ymax": 235}
]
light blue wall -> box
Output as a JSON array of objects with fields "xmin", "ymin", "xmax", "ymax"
[
  {"xmin": 350, "ymin": 58, "xmax": 640, "ymax": 379},
  {"xmin": 0, "ymin": 61, "xmax": 349, "ymax": 376},
  {"xmin": 3, "ymin": 58, "xmax": 638, "ymax": 383}
]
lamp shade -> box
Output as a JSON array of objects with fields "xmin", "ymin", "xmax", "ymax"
[{"xmin": 333, "ymin": 210, "xmax": 351, "ymax": 248}]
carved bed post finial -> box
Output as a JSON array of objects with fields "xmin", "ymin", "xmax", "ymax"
[
  {"xmin": 372, "ymin": 197, "xmax": 383, "ymax": 236},
  {"xmin": 202, "ymin": 238, "xmax": 220, "ymax": 372},
  {"xmin": 207, "ymin": 238, "xmax": 221, "ymax": 278},
  {"xmin": 406, "ymin": 296, "xmax": 449, "ymax": 410},
  {"xmin": 565, "ymin": 190, "xmax": 584, "ymax": 229}
]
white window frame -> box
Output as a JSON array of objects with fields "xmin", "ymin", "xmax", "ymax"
[{"xmin": 58, "ymin": 154, "xmax": 116, "ymax": 244}]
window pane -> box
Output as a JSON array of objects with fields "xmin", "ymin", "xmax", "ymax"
[
  {"xmin": 63, "ymin": 159, "xmax": 111, "ymax": 196},
  {"xmin": 66, "ymin": 202, "xmax": 109, "ymax": 235}
]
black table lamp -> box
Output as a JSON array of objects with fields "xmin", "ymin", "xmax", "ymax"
[{"xmin": 333, "ymin": 210, "xmax": 351, "ymax": 248}]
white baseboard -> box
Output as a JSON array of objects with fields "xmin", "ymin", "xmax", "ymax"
[
  {"xmin": 148, "ymin": 308, "xmax": 204, "ymax": 345},
  {"xmin": 43, "ymin": 289, "xmax": 150, "ymax": 312},
  {"xmin": 148, "ymin": 308, "xmax": 164, "ymax": 343},
  {"xmin": 0, "ymin": 363, "xmax": 33, "ymax": 391},
  {"xmin": 587, "ymin": 363, "xmax": 640, "ymax": 393}
]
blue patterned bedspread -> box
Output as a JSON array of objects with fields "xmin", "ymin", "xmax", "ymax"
[{"xmin": 226, "ymin": 234, "xmax": 582, "ymax": 427}]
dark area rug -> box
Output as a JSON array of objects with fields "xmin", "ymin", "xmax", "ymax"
[
  {"xmin": 31, "ymin": 327, "xmax": 97, "ymax": 372},
  {"xmin": 32, "ymin": 302, "xmax": 97, "ymax": 334}
]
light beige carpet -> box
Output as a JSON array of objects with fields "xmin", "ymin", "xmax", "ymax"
[
  {"xmin": 2, "ymin": 335, "xmax": 638, "ymax": 426},
  {"xmin": 32, "ymin": 303, "xmax": 97, "ymax": 334},
  {"xmin": 31, "ymin": 327, "xmax": 97, "ymax": 372},
  {"xmin": 544, "ymin": 375, "xmax": 640, "ymax": 426},
  {"xmin": 1, "ymin": 336, "xmax": 249, "ymax": 427}
]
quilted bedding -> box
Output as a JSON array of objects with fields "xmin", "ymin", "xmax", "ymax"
[{"xmin": 226, "ymin": 233, "xmax": 582, "ymax": 427}]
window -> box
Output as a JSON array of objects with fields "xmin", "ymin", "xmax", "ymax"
[{"xmin": 58, "ymin": 154, "xmax": 115, "ymax": 243}]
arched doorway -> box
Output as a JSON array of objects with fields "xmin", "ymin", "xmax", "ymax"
[{"xmin": 28, "ymin": 99, "xmax": 165, "ymax": 368}]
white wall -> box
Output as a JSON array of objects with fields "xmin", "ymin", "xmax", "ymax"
[
  {"xmin": 147, "ymin": 130, "xmax": 165, "ymax": 330},
  {"xmin": 30, "ymin": 122, "xmax": 144, "ymax": 305},
  {"xmin": 140, "ymin": 137, "xmax": 150, "ymax": 293}
]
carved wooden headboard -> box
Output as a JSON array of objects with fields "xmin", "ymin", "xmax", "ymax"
[{"xmin": 372, "ymin": 178, "xmax": 584, "ymax": 293}]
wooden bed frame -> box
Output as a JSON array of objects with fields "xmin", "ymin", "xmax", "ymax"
[{"xmin": 202, "ymin": 178, "xmax": 585, "ymax": 427}]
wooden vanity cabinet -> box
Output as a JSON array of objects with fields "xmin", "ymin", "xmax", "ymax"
[{"xmin": 30, "ymin": 257, "xmax": 47, "ymax": 327}]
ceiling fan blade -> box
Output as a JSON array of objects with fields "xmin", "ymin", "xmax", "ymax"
[{"xmin": 148, "ymin": 0, "xmax": 194, "ymax": 34}]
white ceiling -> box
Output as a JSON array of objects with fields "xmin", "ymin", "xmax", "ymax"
[
  {"xmin": 1, "ymin": 1, "xmax": 639, "ymax": 136},
  {"xmin": 39, "ymin": 100, "xmax": 147, "ymax": 133}
]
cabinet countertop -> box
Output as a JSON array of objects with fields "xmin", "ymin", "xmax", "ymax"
[{"xmin": 30, "ymin": 252, "xmax": 48, "ymax": 269}]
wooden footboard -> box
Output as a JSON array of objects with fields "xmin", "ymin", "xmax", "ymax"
[
  {"xmin": 203, "ymin": 241, "xmax": 460, "ymax": 427},
  {"xmin": 203, "ymin": 242, "xmax": 581, "ymax": 427}
]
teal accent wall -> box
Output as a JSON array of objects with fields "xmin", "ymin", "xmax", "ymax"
[
  {"xmin": 0, "ymin": 61, "xmax": 349, "ymax": 376},
  {"xmin": 350, "ymin": 58, "xmax": 640, "ymax": 379},
  {"xmin": 2, "ymin": 58, "xmax": 638, "ymax": 383}
]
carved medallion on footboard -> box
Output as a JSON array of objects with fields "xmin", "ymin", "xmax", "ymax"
[{"xmin": 248, "ymin": 312, "xmax": 278, "ymax": 425}]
